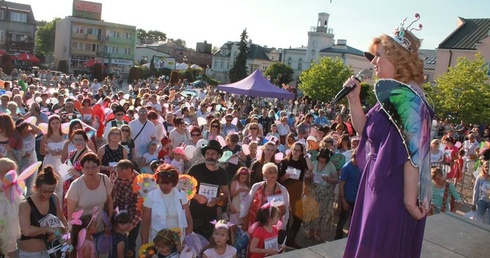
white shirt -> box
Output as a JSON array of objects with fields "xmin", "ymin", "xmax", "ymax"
[{"xmin": 129, "ymin": 119, "xmax": 156, "ymax": 157}]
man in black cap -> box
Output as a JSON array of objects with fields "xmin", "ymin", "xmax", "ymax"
[
  {"xmin": 188, "ymin": 139, "xmax": 230, "ymax": 239},
  {"xmin": 103, "ymin": 105, "xmax": 128, "ymax": 139}
]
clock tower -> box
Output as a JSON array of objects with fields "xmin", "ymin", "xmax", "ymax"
[{"xmin": 306, "ymin": 12, "xmax": 335, "ymax": 68}]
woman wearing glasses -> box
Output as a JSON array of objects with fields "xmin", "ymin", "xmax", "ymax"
[
  {"xmin": 98, "ymin": 127, "xmax": 128, "ymax": 176},
  {"xmin": 203, "ymin": 118, "xmax": 224, "ymax": 142},
  {"xmin": 141, "ymin": 164, "xmax": 193, "ymax": 245},
  {"xmin": 243, "ymin": 122, "xmax": 264, "ymax": 146}
]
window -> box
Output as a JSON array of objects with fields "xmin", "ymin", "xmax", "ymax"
[
  {"xmin": 0, "ymin": 30, "xmax": 4, "ymax": 44},
  {"xmin": 287, "ymin": 57, "xmax": 292, "ymax": 67},
  {"xmin": 0, "ymin": 10, "xmax": 4, "ymax": 19},
  {"xmin": 10, "ymin": 12, "xmax": 27, "ymax": 22},
  {"xmin": 123, "ymin": 47, "xmax": 131, "ymax": 55},
  {"xmin": 298, "ymin": 58, "xmax": 303, "ymax": 70},
  {"xmin": 220, "ymin": 61, "xmax": 224, "ymax": 68},
  {"xmin": 73, "ymin": 26, "xmax": 84, "ymax": 34},
  {"xmin": 125, "ymin": 32, "xmax": 132, "ymax": 39},
  {"xmin": 214, "ymin": 60, "xmax": 218, "ymax": 68}
]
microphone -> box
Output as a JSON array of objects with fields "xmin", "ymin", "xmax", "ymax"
[{"xmin": 330, "ymin": 68, "xmax": 371, "ymax": 105}]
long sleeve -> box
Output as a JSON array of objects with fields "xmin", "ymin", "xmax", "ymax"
[
  {"xmin": 473, "ymin": 177, "xmax": 482, "ymax": 204},
  {"xmin": 448, "ymin": 183, "xmax": 461, "ymax": 202}
]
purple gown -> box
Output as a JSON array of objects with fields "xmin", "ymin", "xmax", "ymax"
[{"xmin": 343, "ymin": 103, "xmax": 426, "ymax": 258}]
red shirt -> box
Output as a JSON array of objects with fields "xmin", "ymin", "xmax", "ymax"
[{"xmin": 250, "ymin": 226, "xmax": 279, "ymax": 258}]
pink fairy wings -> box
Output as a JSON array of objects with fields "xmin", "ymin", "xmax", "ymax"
[
  {"xmin": 2, "ymin": 161, "xmax": 42, "ymax": 203},
  {"xmin": 70, "ymin": 209, "xmax": 84, "ymax": 225},
  {"xmin": 210, "ymin": 219, "xmax": 234, "ymax": 230}
]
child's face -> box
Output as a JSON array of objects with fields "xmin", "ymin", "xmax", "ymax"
[
  {"xmin": 212, "ymin": 228, "xmax": 229, "ymax": 246},
  {"xmin": 238, "ymin": 173, "xmax": 248, "ymax": 183},
  {"xmin": 149, "ymin": 145, "xmax": 157, "ymax": 153},
  {"xmin": 156, "ymin": 244, "xmax": 173, "ymax": 255},
  {"xmin": 270, "ymin": 211, "xmax": 280, "ymax": 225}
]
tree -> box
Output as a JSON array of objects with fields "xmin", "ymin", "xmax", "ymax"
[
  {"xmin": 299, "ymin": 57, "xmax": 353, "ymax": 103},
  {"xmin": 136, "ymin": 29, "xmax": 167, "ymax": 44},
  {"xmin": 264, "ymin": 63, "xmax": 294, "ymax": 86},
  {"xmin": 360, "ymin": 82, "xmax": 376, "ymax": 107},
  {"xmin": 57, "ymin": 60, "xmax": 68, "ymax": 74},
  {"xmin": 229, "ymin": 29, "xmax": 249, "ymax": 83},
  {"xmin": 92, "ymin": 63, "xmax": 104, "ymax": 81},
  {"xmin": 128, "ymin": 66, "xmax": 140, "ymax": 83},
  {"xmin": 35, "ymin": 19, "xmax": 59, "ymax": 57},
  {"xmin": 427, "ymin": 53, "xmax": 490, "ymax": 124},
  {"xmin": 174, "ymin": 39, "xmax": 186, "ymax": 48}
]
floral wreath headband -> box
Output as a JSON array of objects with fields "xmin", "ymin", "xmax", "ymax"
[{"xmin": 391, "ymin": 13, "xmax": 423, "ymax": 52}]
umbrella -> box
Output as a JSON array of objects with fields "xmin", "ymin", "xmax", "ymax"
[
  {"xmin": 175, "ymin": 63, "xmax": 189, "ymax": 70},
  {"xmin": 190, "ymin": 64, "xmax": 202, "ymax": 70},
  {"xmin": 16, "ymin": 53, "xmax": 40, "ymax": 63},
  {"xmin": 0, "ymin": 49, "xmax": 7, "ymax": 56},
  {"xmin": 84, "ymin": 59, "xmax": 105, "ymax": 68}
]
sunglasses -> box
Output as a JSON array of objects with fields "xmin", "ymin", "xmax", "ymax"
[
  {"xmin": 192, "ymin": 134, "xmax": 201, "ymax": 137},
  {"xmin": 116, "ymin": 113, "xmax": 125, "ymax": 116},
  {"xmin": 211, "ymin": 125, "xmax": 219, "ymax": 128},
  {"xmin": 250, "ymin": 127, "xmax": 258, "ymax": 130},
  {"xmin": 116, "ymin": 177, "xmax": 132, "ymax": 182}
]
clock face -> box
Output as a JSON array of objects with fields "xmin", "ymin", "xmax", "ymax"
[{"xmin": 312, "ymin": 41, "xmax": 317, "ymax": 47}]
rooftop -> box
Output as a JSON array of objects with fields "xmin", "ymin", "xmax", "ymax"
[{"xmin": 438, "ymin": 17, "xmax": 490, "ymax": 50}]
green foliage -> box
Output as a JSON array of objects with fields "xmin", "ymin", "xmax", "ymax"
[
  {"xmin": 1, "ymin": 54, "xmax": 14, "ymax": 74},
  {"xmin": 360, "ymin": 82, "xmax": 375, "ymax": 107},
  {"xmin": 427, "ymin": 53, "xmax": 490, "ymax": 124},
  {"xmin": 137, "ymin": 29, "xmax": 167, "ymax": 44},
  {"xmin": 229, "ymin": 29, "xmax": 249, "ymax": 83},
  {"xmin": 56, "ymin": 60, "xmax": 69, "ymax": 74},
  {"xmin": 174, "ymin": 39, "xmax": 187, "ymax": 48},
  {"xmin": 202, "ymin": 74, "xmax": 219, "ymax": 86},
  {"xmin": 91, "ymin": 63, "xmax": 104, "ymax": 81},
  {"xmin": 35, "ymin": 19, "xmax": 59, "ymax": 56},
  {"xmin": 298, "ymin": 57, "xmax": 353, "ymax": 103},
  {"xmin": 128, "ymin": 66, "xmax": 140, "ymax": 83},
  {"xmin": 264, "ymin": 63, "xmax": 294, "ymax": 86},
  {"xmin": 179, "ymin": 68, "xmax": 204, "ymax": 82}
]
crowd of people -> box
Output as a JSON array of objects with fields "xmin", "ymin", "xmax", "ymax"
[{"xmin": 1, "ymin": 16, "xmax": 490, "ymax": 258}]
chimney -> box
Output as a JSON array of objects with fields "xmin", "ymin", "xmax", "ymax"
[{"xmin": 337, "ymin": 39, "xmax": 347, "ymax": 46}]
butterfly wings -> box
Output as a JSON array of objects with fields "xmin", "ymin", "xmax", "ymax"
[
  {"xmin": 2, "ymin": 161, "xmax": 42, "ymax": 203},
  {"xmin": 374, "ymin": 79, "xmax": 434, "ymax": 208}
]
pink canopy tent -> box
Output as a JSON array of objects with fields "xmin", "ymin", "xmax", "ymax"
[{"xmin": 217, "ymin": 70, "xmax": 295, "ymax": 99}]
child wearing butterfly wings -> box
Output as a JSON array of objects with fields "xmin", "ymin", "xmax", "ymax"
[{"xmin": 70, "ymin": 211, "xmax": 98, "ymax": 258}]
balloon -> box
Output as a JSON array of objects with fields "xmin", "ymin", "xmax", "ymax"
[
  {"xmin": 24, "ymin": 116, "xmax": 37, "ymax": 125},
  {"xmin": 184, "ymin": 145, "xmax": 197, "ymax": 160},
  {"xmin": 196, "ymin": 139, "xmax": 208, "ymax": 149},
  {"xmin": 232, "ymin": 117, "xmax": 238, "ymax": 125},
  {"xmin": 38, "ymin": 122, "xmax": 48, "ymax": 134},
  {"xmin": 242, "ymin": 144, "xmax": 250, "ymax": 155},
  {"xmin": 197, "ymin": 117, "xmax": 207, "ymax": 127},
  {"xmin": 215, "ymin": 104, "xmax": 222, "ymax": 112},
  {"xmin": 219, "ymin": 151, "xmax": 233, "ymax": 162},
  {"xmin": 216, "ymin": 135, "xmax": 226, "ymax": 147},
  {"xmin": 274, "ymin": 152, "xmax": 284, "ymax": 162},
  {"xmin": 220, "ymin": 117, "xmax": 226, "ymax": 124},
  {"xmin": 310, "ymin": 127, "xmax": 318, "ymax": 137}
]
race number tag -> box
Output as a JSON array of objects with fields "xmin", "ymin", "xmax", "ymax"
[
  {"xmin": 264, "ymin": 236, "xmax": 278, "ymax": 251},
  {"xmin": 39, "ymin": 214, "xmax": 64, "ymax": 228},
  {"xmin": 267, "ymin": 194, "xmax": 284, "ymax": 204},
  {"xmin": 198, "ymin": 183, "xmax": 219, "ymax": 200}
]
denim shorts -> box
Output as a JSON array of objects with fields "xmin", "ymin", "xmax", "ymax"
[{"xmin": 19, "ymin": 250, "xmax": 50, "ymax": 258}]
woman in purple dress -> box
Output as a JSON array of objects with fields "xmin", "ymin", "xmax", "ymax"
[{"xmin": 343, "ymin": 15, "xmax": 433, "ymax": 258}]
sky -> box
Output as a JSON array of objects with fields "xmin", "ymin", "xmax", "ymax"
[{"xmin": 14, "ymin": 0, "xmax": 488, "ymax": 51}]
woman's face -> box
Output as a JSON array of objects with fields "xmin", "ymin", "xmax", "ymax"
[
  {"xmin": 72, "ymin": 134, "xmax": 87, "ymax": 149},
  {"xmin": 50, "ymin": 118, "xmax": 61, "ymax": 130},
  {"xmin": 37, "ymin": 183, "xmax": 56, "ymax": 201},
  {"xmin": 291, "ymin": 144, "xmax": 303, "ymax": 159},
  {"xmin": 371, "ymin": 44, "xmax": 396, "ymax": 79},
  {"xmin": 483, "ymin": 161, "xmax": 489, "ymax": 174},
  {"xmin": 263, "ymin": 145, "xmax": 275, "ymax": 159},
  {"xmin": 82, "ymin": 161, "xmax": 99, "ymax": 177},
  {"xmin": 109, "ymin": 130, "xmax": 122, "ymax": 142},
  {"xmin": 263, "ymin": 167, "xmax": 278, "ymax": 182},
  {"xmin": 432, "ymin": 172, "xmax": 445, "ymax": 184}
]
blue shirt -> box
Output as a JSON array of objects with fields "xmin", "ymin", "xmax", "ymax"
[
  {"xmin": 314, "ymin": 116, "xmax": 330, "ymax": 126},
  {"xmin": 339, "ymin": 160, "xmax": 362, "ymax": 202}
]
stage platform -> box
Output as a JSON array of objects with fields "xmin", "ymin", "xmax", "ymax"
[{"xmin": 275, "ymin": 212, "xmax": 490, "ymax": 257}]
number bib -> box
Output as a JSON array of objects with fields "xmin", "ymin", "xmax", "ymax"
[
  {"xmin": 198, "ymin": 183, "xmax": 219, "ymax": 200},
  {"xmin": 264, "ymin": 236, "xmax": 278, "ymax": 251},
  {"xmin": 39, "ymin": 214, "xmax": 64, "ymax": 229}
]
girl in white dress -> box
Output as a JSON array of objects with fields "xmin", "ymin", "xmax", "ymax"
[
  {"xmin": 201, "ymin": 220, "xmax": 237, "ymax": 258},
  {"xmin": 230, "ymin": 167, "xmax": 250, "ymax": 225},
  {"xmin": 40, "ymin": 115, "xmax": 66, "ymax": 203}
]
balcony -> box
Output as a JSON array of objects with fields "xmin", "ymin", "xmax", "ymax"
[{"xmin": 105, "ymin": 36, "xmax": 133, "ymax": 45}]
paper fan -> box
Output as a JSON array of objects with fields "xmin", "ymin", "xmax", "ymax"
[
  {"xmin": 2, "ymin": 161, "xmax": 41, "ymax": 203},
  {"xmin": 177, "ymin": 174, "xmax": 198, "ymax": 200},
  {"xmin": 132, "ymin": 174, "xmax": 158, "ymax": 210},
  {"xmin": 139, "ymin": 242, "xmax": 157, "ymax": 258}
]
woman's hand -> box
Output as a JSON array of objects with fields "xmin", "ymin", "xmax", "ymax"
[
  {"xmin": 193, "ymin": 194, "xmax": 208, "ymax": 205},
  {"xmin": 68, "ymin": 168, "xmax": 80, "ymax": 178},
  {"xmin": 406, "ymin": 202, "xmax": 429, "ymax": 220},
  {"xmin": 341, "ymin": 199, "xmax": 350, "ymax": 211},
  {"xmin": 344, "ymin": 75, "xmax": 361, "ymax": 101}
]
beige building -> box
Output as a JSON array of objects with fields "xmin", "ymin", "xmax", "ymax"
[
  {"xmin": 281, "ymin": 12, "xmax": 373, "ymax": 86},
  {"xmin": 0, "ymin": 1, "xmax": 36, "ymax": 58},
  {"xmin": 53, "ymin": 1, "xmax": 136, "ymax": 76},
  {"xmin": 210, "ymin": 41, "xmax": 280, "ymax": 83},
  {"xmin": 434, "ymin": 17, "xmax": 490, "ymax": 80}
]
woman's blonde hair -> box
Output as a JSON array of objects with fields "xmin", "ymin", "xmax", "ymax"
[
  {"xmin": 368, "ymin": 31, "xmax": 424, "ymax": 85},
  {"xmin": 261, "ymin": 162, "xmax": 278, "ymax": 175}
]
